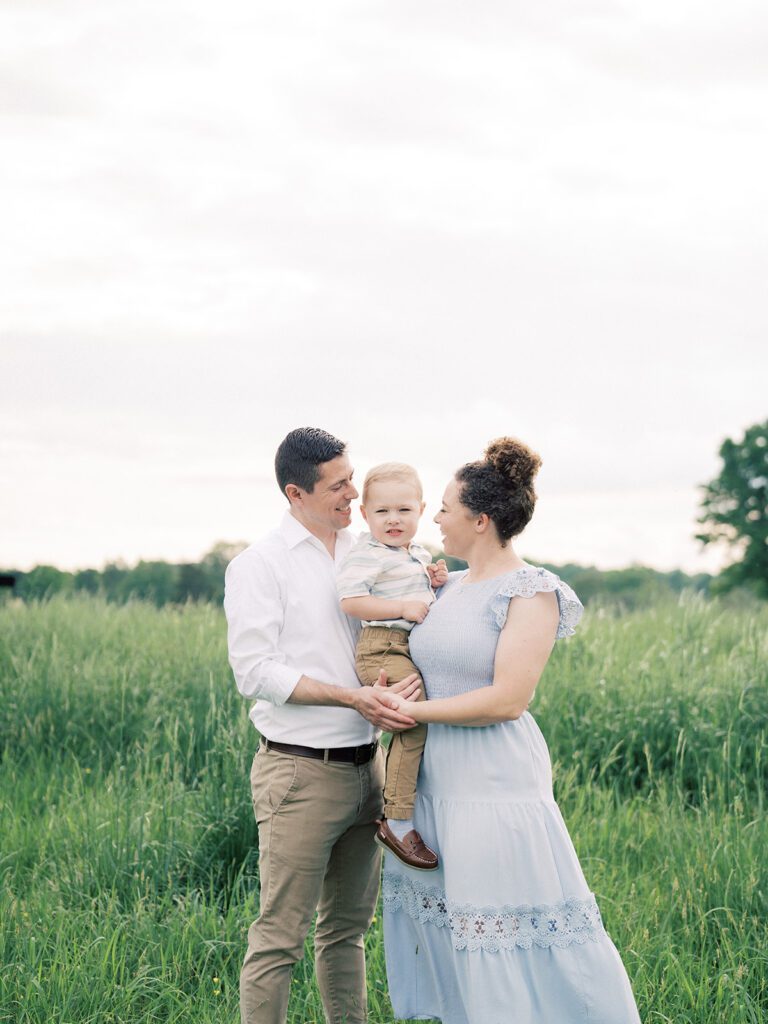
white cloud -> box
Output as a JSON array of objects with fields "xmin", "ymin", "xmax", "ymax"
[{"xmin": 1, "ymin": 0, "xmax": 766, "ymax": 571}]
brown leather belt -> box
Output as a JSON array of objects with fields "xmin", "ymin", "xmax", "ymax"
[{"xmin": 261, "ymin": 738, "xmax": 378, "ymax": 765}]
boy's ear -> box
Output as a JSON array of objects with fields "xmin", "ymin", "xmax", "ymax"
[
  {"xmin": 420, "ymin": 501, "xmax": 426, "ymax": 515},
  {"xmin": 360, "ymin": 505, "xmax": 369, "ymax": 523}
]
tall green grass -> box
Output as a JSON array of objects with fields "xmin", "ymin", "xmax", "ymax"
[{"xmin": 1, "ymin": 595, "xmax": 767, "ymax": 1022}]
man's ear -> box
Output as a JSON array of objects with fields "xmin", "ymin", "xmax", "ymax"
[
  {"xmin": 285, "ymin": 484, "xmax": 302, "ymax": 506},
  {"xmin": 360, "ymin": 505, "xmax": 369, "ymax": 523}
]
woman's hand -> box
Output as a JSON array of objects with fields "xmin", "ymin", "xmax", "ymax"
[
  {"xmin": 374, "ymin": 670, "xmax": 428, "ymax": 723},
  {"xmin": 353, "ymin": 685, "xmax": 417, "ymax": 730},
  {"xmin": 351, "ymin": 669, "xmax": 423, "ymax": 731},
  {"xmin": 380, "ymin": 689, "xmax": 427, "ymax": 722}
]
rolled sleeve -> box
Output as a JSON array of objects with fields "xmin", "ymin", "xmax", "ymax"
[{"xmin": 224, "ymin": 552, "xmax": 302, "ymax": 706}]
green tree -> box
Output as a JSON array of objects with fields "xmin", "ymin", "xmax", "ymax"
[
  {"xmin": 697, "ymin": 418, "xmax": 768, "ymax": 597},
  {"xmin": 124, "ymin": 561, "xmax": 179, "ymax": 605},
  {"xmin": 19, "ymin": 566, "xmax": 73, "ymax": 600},
  {"xmin": 198, "ymin": 540, "xmax": 248, "ymax": 604}
]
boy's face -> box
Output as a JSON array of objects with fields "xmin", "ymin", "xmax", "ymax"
[{"xmin": 361, "ymin": 479, "xmax": 425, "ymax": 548}]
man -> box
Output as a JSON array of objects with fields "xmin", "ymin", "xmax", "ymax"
[{"xmin": 225, "ymin": 427, "xmax": 418, "ymax": 1024}]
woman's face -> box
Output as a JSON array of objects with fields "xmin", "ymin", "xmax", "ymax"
[{"xmin": 434, "ymin": 478, "xmax": 477, "ymax": 558}]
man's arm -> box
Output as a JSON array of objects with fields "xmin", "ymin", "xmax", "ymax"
[
  {"xmin": 224, "ymin": 551, "xmax": 302, "ymax": 705},
  {"xmin": 224, "ymin": 550, "xmax": 418, "ymax": 729},
  {"xmin": 288, "ymin": 672, "xmax": 419, "ymax": 730}
]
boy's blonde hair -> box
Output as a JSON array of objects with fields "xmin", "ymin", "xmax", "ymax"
[{"xmin": 362, "ymin": 462, "xmax": 423, "ymax": 504}]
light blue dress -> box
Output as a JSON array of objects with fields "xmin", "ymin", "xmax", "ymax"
[{"xmin": 383, "ymin": 567, "xmax": 641, "ymax": 1024}]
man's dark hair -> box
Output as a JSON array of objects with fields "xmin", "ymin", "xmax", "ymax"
[{"xmin": 275, "ymin": 427, "xmax": 347, "ymax": 497}]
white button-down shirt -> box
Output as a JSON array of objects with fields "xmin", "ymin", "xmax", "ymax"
[{"xmin": 224, "ymin": 511, "xmax": 376, "ymax": 747}]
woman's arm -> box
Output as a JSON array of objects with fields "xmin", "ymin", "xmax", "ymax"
[{"xmin": 385, "ymin": 590, "xmax": 560, "ymax": 726}]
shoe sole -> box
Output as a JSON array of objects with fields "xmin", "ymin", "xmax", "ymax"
[{"xmin": 374, "ymin": 833, "xmax": 439, "ymax": 871}]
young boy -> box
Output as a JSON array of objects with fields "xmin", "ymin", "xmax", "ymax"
[{"xmin": 336, "ymin": 462, "xmax": 448, "ymax": 871}]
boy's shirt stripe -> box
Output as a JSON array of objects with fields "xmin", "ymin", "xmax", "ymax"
[{"xmin": 336, "ymin": 532, "xmax": 435, "ymax": 631}]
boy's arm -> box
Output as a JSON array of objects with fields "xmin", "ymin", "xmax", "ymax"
[
  {"xmin": 337, "ymin": 543, "xmax": 430, "ymax": 623},
  {"xmin": 340, "ymin": 595, "xmax": 430, "ymax": 623}
]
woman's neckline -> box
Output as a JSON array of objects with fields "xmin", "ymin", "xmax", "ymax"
[{"xmin": 458, "ymin": 563, "xmax": 538, "ymax": 587}]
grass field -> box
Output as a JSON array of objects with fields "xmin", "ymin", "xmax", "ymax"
[{"xmin": 1, "ymin": 594, "xmax": 767, "ymax": 1023}]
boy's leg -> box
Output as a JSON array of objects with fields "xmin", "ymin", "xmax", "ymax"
[
  {"xmin": 354, "ymin": 627, "xmax": 392, "ymax": 688},
  {"xmin": 378, "ymin": 637, "xmax": 427, "ymax": 820}
]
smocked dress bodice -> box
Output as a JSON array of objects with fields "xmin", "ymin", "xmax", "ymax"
[{"xmin": 409, "ymin": 565, "xmax": 582, "ymax": 700}]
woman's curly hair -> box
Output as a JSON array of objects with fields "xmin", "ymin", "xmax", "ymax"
[{"xmin": 455, "ymin": 437, "xmax": 542, "ymax": 545}]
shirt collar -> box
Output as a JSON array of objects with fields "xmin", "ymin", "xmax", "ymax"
[
  {"xmin": 280, "ymin": 510, "xmax": 355, "ymax": 556},
  {"xmin": 360, "ymin": 530, "xmax": 426, "ymax": 558}
]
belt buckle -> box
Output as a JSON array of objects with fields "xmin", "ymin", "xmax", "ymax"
[{"xmin": 353, "ymin": 743, "xmax": 370, "ymax": 766}]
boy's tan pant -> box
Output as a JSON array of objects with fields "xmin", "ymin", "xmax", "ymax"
[{"xmin": 355, "ymin": 625, "xmax": 427, "ymax": 819}]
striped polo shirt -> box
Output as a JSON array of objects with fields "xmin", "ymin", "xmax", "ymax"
[{"xmin": 336, "ymin": 532, "xmax": 435, "ymax": 631}]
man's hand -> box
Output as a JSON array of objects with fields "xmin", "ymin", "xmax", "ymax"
[
  {"xmin": 376, "ymin": 669, "xmax": 421, "ymax": 701},
  {"xmin": 426, "ymin": 558, "xmax": 449, "ymax": 589},
  {"xmin": 352, "ymin": 686, "xmax": 417, "ymax": 731},
  {"xmin": 401, "ymin": 600, "xmax": 431, "ymax": 623}
]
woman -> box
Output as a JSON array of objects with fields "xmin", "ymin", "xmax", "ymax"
[{"xmin": 382, "ymin": 437, "xmax": 640, "ymax": 1024}]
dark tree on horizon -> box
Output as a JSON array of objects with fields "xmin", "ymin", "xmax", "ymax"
[{"xmin": 697, "ymin": 418, "xmax": 768, "ymax": 598}]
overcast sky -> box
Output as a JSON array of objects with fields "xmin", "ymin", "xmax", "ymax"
[{"xmin": 2, "ymin": 0, "xmax": 766, "ymax": 573}]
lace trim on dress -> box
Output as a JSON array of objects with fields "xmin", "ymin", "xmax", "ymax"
[
  {"xmin": 382, "ymin": 873, "xmax": 604, "ymax": 952},
  {"xmin": 491, "ymin": 568, "xmax": 584, "ymax": 639}
]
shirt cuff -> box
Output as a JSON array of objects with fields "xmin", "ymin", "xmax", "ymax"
[
  {"xmin": 337, "ymin": 588, "xmax": 372, "ymax": 600},
  {"xmin": 258, "ymin": 663, "xmax": 304, "ymax": 706}
]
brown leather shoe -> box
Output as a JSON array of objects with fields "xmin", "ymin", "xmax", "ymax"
[{"xmin": 374, "ymin": 819, "xmax": 439, "ymax": 871}]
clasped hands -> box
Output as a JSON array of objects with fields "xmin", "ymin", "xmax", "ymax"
[{"xmin": 354, "ymin": 669, "xmax": 420, "ymax": 731}]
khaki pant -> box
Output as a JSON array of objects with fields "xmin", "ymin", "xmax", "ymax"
[
  {"xmin": 355, "ymin": 626, "xmax": 427, "ymax": 820},
  {"xmin": 241, "ymin": 744, "xmax": 385, "ymax": 1024}
]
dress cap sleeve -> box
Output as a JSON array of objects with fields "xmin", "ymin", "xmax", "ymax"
[{"xmin": 491, "ymin": 568, "xmax": 584, "ymax": 639}]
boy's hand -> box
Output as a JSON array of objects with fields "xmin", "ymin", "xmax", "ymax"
[
  {"xmin": 427, "ymin": 559, "xmax": 449, "ymax": 588},
  {"xmin": 401, "ymin": 600, "xmax": 431, "ymax": 623}
]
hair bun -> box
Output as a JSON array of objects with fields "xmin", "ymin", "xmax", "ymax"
[{"xmin": 485, "ymin": 437, "xmax": 542, "ymax": 487}]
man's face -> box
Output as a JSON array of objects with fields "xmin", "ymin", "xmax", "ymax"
[{"xmin": 296, "ymin": 454, "xmax": 358, "ymax": 532}]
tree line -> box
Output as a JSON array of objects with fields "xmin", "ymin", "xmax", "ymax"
[
  {"xmin": 3, "ymin": 417, "xmax": 765, "ymax": 606},
  {"xmin": 2, "ymin": 545, "xmax": 713, "ymax": 609},
  {"xmin": 0, "ymin": 542, "xmax": 246, "ymax": 607}
]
